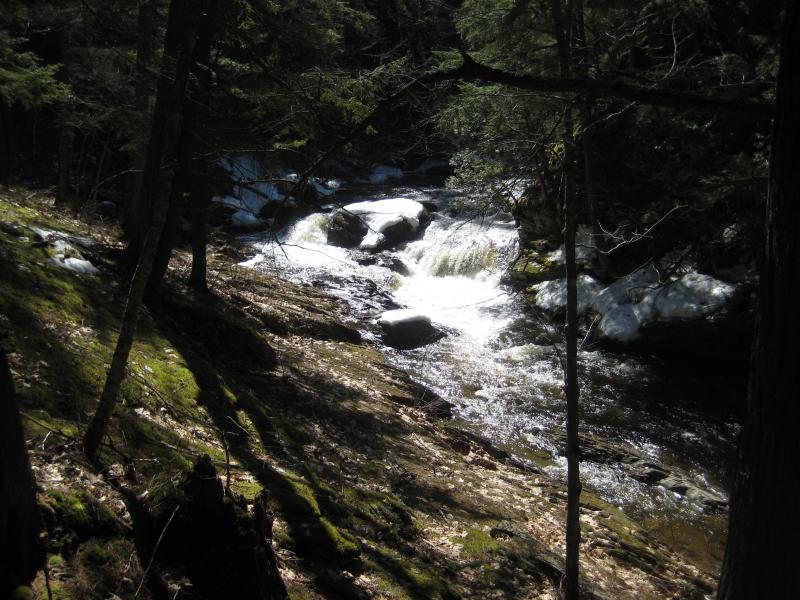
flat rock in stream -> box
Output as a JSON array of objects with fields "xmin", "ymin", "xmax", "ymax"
[{"xmin": 377, "ymin": 309, "xmax": 445, "ymax": 350}]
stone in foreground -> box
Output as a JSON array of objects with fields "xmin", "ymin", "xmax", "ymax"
[{"xmin": 377, "ymin": 309, "xmax": 445, "ymax": 350}]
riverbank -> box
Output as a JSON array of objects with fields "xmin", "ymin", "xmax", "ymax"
[{"xmin": 2, "ymin": 187, "xmax": 719, "ymax": 599}]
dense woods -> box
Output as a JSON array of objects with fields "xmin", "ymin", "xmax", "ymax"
[{"xmin": 1, "ymin": 1, "xmax": 795, "ymax": 598}]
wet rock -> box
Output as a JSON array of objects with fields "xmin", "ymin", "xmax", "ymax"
[
  {"xmin": 354, "ymin": 253, "xmax": 410, "ymax": 276},
  {"xmin": 326, "ymin": 210, "xmax": 367, "ymax": 248},
  {"xmin": 507, "ymin": 248, "xmax": 561, "ymax": 285},
  {"xmin": 377, "ymin": 309, "xmax": 445, "ymax": 350},
  {"xmin": 420, "ymin": 200, "xmax": 440, "ymax": 213}
]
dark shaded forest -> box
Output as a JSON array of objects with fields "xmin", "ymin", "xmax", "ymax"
[{"xmin": 1, "ymin": 1, "xmax": 797, "ymax": 599}]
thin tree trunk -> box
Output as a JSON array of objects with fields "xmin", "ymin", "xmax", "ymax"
[
  {"xmin": 717, "ymin": 5, "xmax": 800, "ymax": 598},
  {"xmin": 0, "ymin": 99, "xmax": 11, "ymax": 189},
  {"xmin": 550, "ymin": 1, "xmax": 582, "ymax": 597},
  {"xmin": 90, "ymin": 139, "xmax": 109, "ymax": 205},
  {"xmin": 188, "ymin": 1, "xmax": 217, "ymax": 292},
  {"xmin": 73, "ymin": 132, "xmax": 90, "ymax": 218},
  {"xmin": 124, "ymin": 0, "xmax": 160, "ymax": 235},
  {"xmin": 146, "ymin": 136, "xmax": 189, "ymax": 293},
  {"xmin": 56, "ymin": 123, "xmax": 75, "ymax": 208},
  {"xmin": 562, "ymin": 109, "xmax": 582, "ymax": 600},
  {"xmin": 84, "ymin": 0, "xmax": 200, "ymax": 462},
  {"xmin": 189, "ymin": 170, "xmax": 210, "ymax": 291}
]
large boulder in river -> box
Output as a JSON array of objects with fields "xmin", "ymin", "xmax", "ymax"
[
  {"xmin": 328, "ymin": 198, "xmax": 430, "ymax": 251},
  {"xmin": 327, "ymin": 210, "xmax": 367, "ymax": 247},
  {"xmin": 378, "ymin": 309, "xmax": 445, "ymax": 350}
]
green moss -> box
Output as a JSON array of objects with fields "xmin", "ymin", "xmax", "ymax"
[
  {"xmin": 285, "ymin": 474, "xmax": 322, "ymax": 517},
  {"xmin": 452, "ymin": 528, "xmax": 501, "ymax": 560},
  {"xmin": 44, "ymin": 489, "xmax": 119, "ymax": 539},
  {"xmin": 230, "ymin": 478, "xmax": 262, "ymax": 500},
  {"xmin": 320, "ymin": 516, "xmax": 361, "ymax": 556},
  {"xmin": 511, "ymin": 250, "xmax": 561, "ymax": 284},
  {"xmin": 365, "ymin": 544, "xmax": 460, "ymax": 600},
  {"xmin": 11, "ymin": 586, "xmax": 34, "ymax": 600}
]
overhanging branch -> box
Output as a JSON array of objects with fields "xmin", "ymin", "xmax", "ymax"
[{"xmin": 433, "ymin": 52, "xmax": 773, "ymax": 118}]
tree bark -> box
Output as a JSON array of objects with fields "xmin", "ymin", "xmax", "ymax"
[
  {"xmin": 717, "ymin": 5, "xmax": 800, "ymax": 598},
  {"xmin": 550, "ymin": 1, "xmax": 582, "ymax": 597},
  {"xmin": 147, "ymin": 0, "xmax": 218, "ymax": 294},
  {"xmin": 124, "ymin": 0, "xmax": 160, "ymax": 235},
  {"xmin": 84, "ymin": 0, "xmax": 200, "ymax": 462},
  {"xmin": 0, "ymin": 99, "xmax": 11, "ymax": 189},
  {"xmin": 126, "ymin": 0, "xmax": 197, "ymax": 269},
  {"xmin": 55, "ymin": 119, "xmax": 74, "ymax": 208},
  {"xmin": 189, "ymin": 155, "xmax": 210, "ymax": 292},
  {"xmin": 0, "ymin": 350, "xmax": 43, "ymax": 595}
]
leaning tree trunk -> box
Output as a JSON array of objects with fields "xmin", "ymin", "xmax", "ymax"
[
  {"xmin": 84, "ymin": 0, "xmax": 200, "ymax": 462},
  {"xmin": 717, "ymin": 5, "xmax": 800, "ymax": 598},
  {"xmin": 0, "ymin": 350, "xmax": 43, "ymax": 595}
]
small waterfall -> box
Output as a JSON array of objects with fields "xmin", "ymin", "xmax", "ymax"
[
  {"xmin": 390, "ymin": 215, "xmax": 519, "ymax": 338},
  {"xmin": 401, "ymin": 217, "xmax": 518, "ymax": 279},
  {"xmin": 285, "ymin": 213, "xmax": 330, "ymax": 246}
]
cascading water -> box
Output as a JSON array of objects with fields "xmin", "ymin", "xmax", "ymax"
[{"xmin": 241, "ymin": 183, "xmax": 737, "ymax": 569}]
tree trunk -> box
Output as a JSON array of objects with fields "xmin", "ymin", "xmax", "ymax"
[
  {"xmin": 124, "ymin": 0, "xmax": 160, "ymax": 236},
  {"xmin": 189, "ymin": 158, "xmax": 210, "ymax": 292},
  {"xmin": 0, "ymin": 350, "xmax": 43, "ymax": 595},
  {"xmin": 126, "ymin": 0, "xmax": 197, "ymax": 269},
  {"xmin": 84, "ymin": 0, "xmax": 200, "ymax": 462},
  {"xmin": 145, "ymin": 124, "xmax": 191, "ymax": 294},
  {"xmin": 550, "ymin": 1, "xmax": 582, "ymax": 597},
  {"xmin": 0, "ymin": 99, "xmax": 11, "ymax": 189},
  {"xmin": 717, "ymin": 5, "xmax": 800, "ymax": 598},
  {"xmin": 188, "ymin": 1, "xmax": 217, "ymax": 293},
  {"xmin": 147, "ymin": 0, "xmax": 218, "ymax": 294},
  {"xmin": 56, "ymin": 121, "xmax": 74, "ymax": 208}
]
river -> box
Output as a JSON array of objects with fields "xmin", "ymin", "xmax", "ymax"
[{"xmin": 239, "ymin": 179, "xmax": 740, "ymax": 572}]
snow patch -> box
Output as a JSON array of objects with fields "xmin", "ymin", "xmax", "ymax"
[
  {"xmin": 532, "ymin": 264, "xmax": 737, "ymax": 343},
  {"xmin": 310, "ymin": 178, "xmax": 338, "ymax": 197},
  {"xmin": 653, "ymin": 272, "xmax": 736, "ymax": 319},
  {"xmin": 31, "ymin": 227, "xmax": 101, "ymax": 275},
  {"xmin": 53, "ymin": 256, "xmax": 100, "ymax": 275},
  {"xmin": 215, "ymin": 154, "xmax": 286, "ymax": 220},
  {"xmin": 31, "ymin": 227, "xmax": 94, "ymax": 249},
  {"xmin": 232, "ymin": 210, "xmax": 263, "ymax": 228},
  {"xmin": 369, "ymin": 165, "xmax": 404, "ymax": 184},
  {"xmin": 533, "ymin": 274, "xmax": 603, "ymax": 314},
  {"xmin": 342, "ymin": 198, "xmax": 426, "ymax": 249},
  {"xmin": 545, "ymin": 226, "xmax": 597, "ymax": 265}
]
